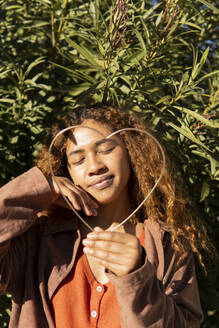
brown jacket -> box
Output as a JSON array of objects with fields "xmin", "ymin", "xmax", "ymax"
[{"xmin": 0, "ymin": 167, "xmax": 203, "ymax": 327}]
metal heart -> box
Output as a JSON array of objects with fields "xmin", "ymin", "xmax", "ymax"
[{"xmin": 48, "ymin": 126, "xmax": 165, "ymax": 232}]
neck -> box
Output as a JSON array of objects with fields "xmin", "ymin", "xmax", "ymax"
[
  {"xmin": 81, "ymin": 189, "xmax": 132, "ymax": 233},
  {"xmin": 95, "ymin": 201, "xmax": 131, "ymax": 230}
]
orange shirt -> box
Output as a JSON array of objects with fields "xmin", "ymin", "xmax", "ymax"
[{"xmin": 50, "ymin": 228, "xmax": 145, "ymax": 328}]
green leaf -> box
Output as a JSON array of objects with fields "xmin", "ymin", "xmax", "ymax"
[
  {"xmin": 69, "ymin": 83, "xmax": 92, "ymax": 96},
  {"xmin": 123, "ymin": 51, "xmax": 145, "ymax": 72},
  {"xmin": 183, "ymin": 22, "xmax": 202, "ymax": 31},
  {"xmin": 10, "ymin": 136, "xmax": 19, "ymax": 144},
  {"xmin": 0, "ymin": 69, "xmax": 11, "ymax": 78},
  {"xmin": 90, "ymin": 0, "xmax": 100, "ymax": 28},
  {"xmin": 135, "ymin": 29, "xmax": 147, "ymax": 53},
  {"xmin": 200, "ymin": 47, "xmax": 209, "ymax": 67},
  {"xmin": 210, "ymin": 156, "xmax": 217, "ymax": 176},
  {"xmin": 76, "ymin": 81, "xmax": 106, "ymax": 103},
  {"xmin": 36, "ymin": 0, "xmax": 51, "ymax": 6},
  {"xmin": 196, "ymin": 70, "xmax": 219, "ymax": 84},
  {"xmin": 23, "ymin": 57, "xmax": 45, "ymax": 79},
  {"xmin": 200, "ymin": 180, "xmax": 210, "ymax": 202},
  {"xmin": 156, "ymin": 95, "xmax": 171, "ymax": 105},
  {"xmin": 191, "ymin": 150, "xmax": 209, "ymax": 160},
  {"xmin": 155, "ymin": 11, "xmax": 163, "ymax": 27},
  {"xmin": 168, "ymin": 122, "xmax": 211, "ymax": 151},
  {"xmin": 5, "ymin": 5, "xmax": 22, "ymax": 10},
  {"xmin": 49, "ymin": 61, "xmax": 96, "ymax": 83},
  {"xmin": 63, "ymin": 32, "xmax": 95, "ymax": 44},
  {"xmin": 140, "ymin": 17, "xmax": 151, "ymax": 45},
  {"xmin": 142, "ymin": 2, "xmax": 162, "ymax": 20},
  {"xmin": 0, "ymin": 98, "xmax": 14, "ymax": 104},
  {"xmin": 197, "ymin": 0, "xmax": 219, "ymax": 14},
  {"xmin": 65, "ymin": 37, "xmax": 104, "ymax": 69},
  {"xmin": 173, "ymin": 106, "xmax": 219, "ymax": 128},
  {"xmin": 32, "ymin": 21, "xmax": 50, "ymax": 28}
]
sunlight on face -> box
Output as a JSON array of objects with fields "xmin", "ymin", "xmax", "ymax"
[{"xmin": 66, "ymin": 120, "xmax": 131, "ymax": 205}]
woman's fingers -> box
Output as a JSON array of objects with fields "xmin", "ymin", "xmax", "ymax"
[
  {"xmin": 83, "ymin": 228, "xmax": 144, "ymax": 276},
  {"xmin": 83, "ymin": 238, "xmax": 136, "ymax": 255},
  {"xmin": 63, "ymin": 183, "xmax": 98, "ymax": 216},
  {"xmin": 62, "ymin": 186, "xmax": 82, "ymax": 211},
  {"xmin": 83, "ymin": 245, "xmax": 133, "ymax": 265},
  {"xmin": 86, "ymin": 230, "xmax": 139, "ymax": 247},
  {"xmin": 84, "ymin": 244, "xmax": 143, "ymax": 276},
  {"xmin": 47, "ymin": 176, "xmax": 98, "ymax": 215},
  {"xmin": 88, "ymin": 255, "xmax": 128, "ymax": 276},
  {"xmin": 73, "ymin": 186, "xmax": 98, "ymax": 216}
]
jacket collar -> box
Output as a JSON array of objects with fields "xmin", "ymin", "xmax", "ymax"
[{"xmin": 38, "ymin": 208, "xmax": 79, "ymax": 235}]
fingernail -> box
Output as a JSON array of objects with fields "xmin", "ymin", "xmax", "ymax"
[
  {"xmin": 83, "ymin": 247, "xmax": 93, "ymax": 254},
  {"xmin": 92, "ymin": 209, "xmax": 98, "ymax": 216},
  {"xmin": 82, "ymin": 239, "xmax": 92, "ymax": 246},
  {"xmin": 86, "ymin": 208, "xmax": 93, "ymax": 216},
  {"xmin": 94, "ymin": 226, "xmax": 102, "ymax": 231},
  {"xmin": 87, "ymin": 233, "xmax": 96, "ymax": 239}
]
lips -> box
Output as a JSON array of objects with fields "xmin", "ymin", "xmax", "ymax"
[{"xmin": 89, "ymin": 175, "xmax": 114, "ymax": 190}]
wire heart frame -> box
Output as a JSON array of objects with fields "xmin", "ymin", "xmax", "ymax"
[{"xmin": 48, "ymin": 126, "xmax": 166, "ymax": 232}]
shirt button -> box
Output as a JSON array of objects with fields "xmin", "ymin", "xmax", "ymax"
[
  {"xmin": 91, "ymin": 310, "xmax": 97, "ymax": 318},
  {"xmin": 96, "ymin": 285, "xmax": 102, "ymax": 292}
]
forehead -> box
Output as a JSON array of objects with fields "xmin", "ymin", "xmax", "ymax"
[{"xmin": 66, "ymin": 119, "xmax": 117, "ymax": 151}]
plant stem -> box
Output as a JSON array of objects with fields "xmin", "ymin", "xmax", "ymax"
[{"xmin": 51, "ymin": 0, "xmax": 56, "ymax": 48}]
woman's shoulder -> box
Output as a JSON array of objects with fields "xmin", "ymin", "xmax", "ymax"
[
  {"xmin": 143, "ymin": 217, "xmax": 191, "ymax": 252},
  {"xmin": 143, "ymin": 217, "xmax": 171, "ymax": 235}
]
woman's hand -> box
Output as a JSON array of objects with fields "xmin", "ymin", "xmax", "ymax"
[
  {"xmin": 47, "ymin": 176, "xmax": 98, "ymax": 216},
  {"xmin": 82, "ymin": 227, "xmax": 145, "ymax": 276}
]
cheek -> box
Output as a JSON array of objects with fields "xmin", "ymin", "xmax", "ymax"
[
  {"xmin": 114, "ymin": 149, "xmax": 131, "ymax": 180},
  {"xmin": 67, "ymin": 164, "xmax": 74, "ymax": 182},
  {"xmin": 122, "ymin": 157, "xmax": 131, "ymax": 182},
  {"xmin": 67, "ymin": 165, "xmax": 83, "ymax": 185}
]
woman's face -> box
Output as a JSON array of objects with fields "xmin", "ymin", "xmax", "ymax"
[{"xmin": 66, "ymin": 119, "xmax": 131, "ymax": 205}]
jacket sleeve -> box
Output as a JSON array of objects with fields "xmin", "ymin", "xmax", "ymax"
[
  {"xmin": 0, "ymin": 167, "xmax": 52, "ymax": 294},
  {"xmin": 107, "ymin": 219, "xmax": 203, "ymax": 328}
]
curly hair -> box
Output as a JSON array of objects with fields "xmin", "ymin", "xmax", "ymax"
[{"xmin": 36, "ymin": 105, "xmax": 213, "ymax": 271}]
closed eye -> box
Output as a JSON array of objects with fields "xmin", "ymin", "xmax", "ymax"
[
  {"xmin": 98, "ymin": 146, "xmax": 116, "ymax": 154},
  {"xmin": 71, "ymin": 157, "xmax": 85, "ymax": 165}
]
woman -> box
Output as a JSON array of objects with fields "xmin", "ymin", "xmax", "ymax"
[{"xmin": 0, "ymin": 105, "xmax": 208, "ymax": 327}]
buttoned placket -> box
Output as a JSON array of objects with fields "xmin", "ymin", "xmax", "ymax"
[{"xmin": 90, "ymin": 282, "xmax": 105, "ymax": 326}]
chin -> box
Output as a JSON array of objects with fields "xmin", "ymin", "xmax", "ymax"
[
  {"xmin": 94, "ymin": 195, "xmax": 117, "ymax": 205},
  {"xmin": 92, "ymin": 189, "xmax": 122, "ymax": 205}
]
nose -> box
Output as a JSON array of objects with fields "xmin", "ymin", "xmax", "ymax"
[{"xmin": 87, "ymin": 153, "xmax": 108, "ymax": 176}]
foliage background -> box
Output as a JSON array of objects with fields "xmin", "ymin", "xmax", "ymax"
[{"xmin": 0, "ymin": 0, "xmax": 218, "ymax": 326}]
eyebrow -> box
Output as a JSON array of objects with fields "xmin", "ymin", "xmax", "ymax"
[{"xmin": 68, "ymin": 138, "xmax": 116, "ymax": 157}]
